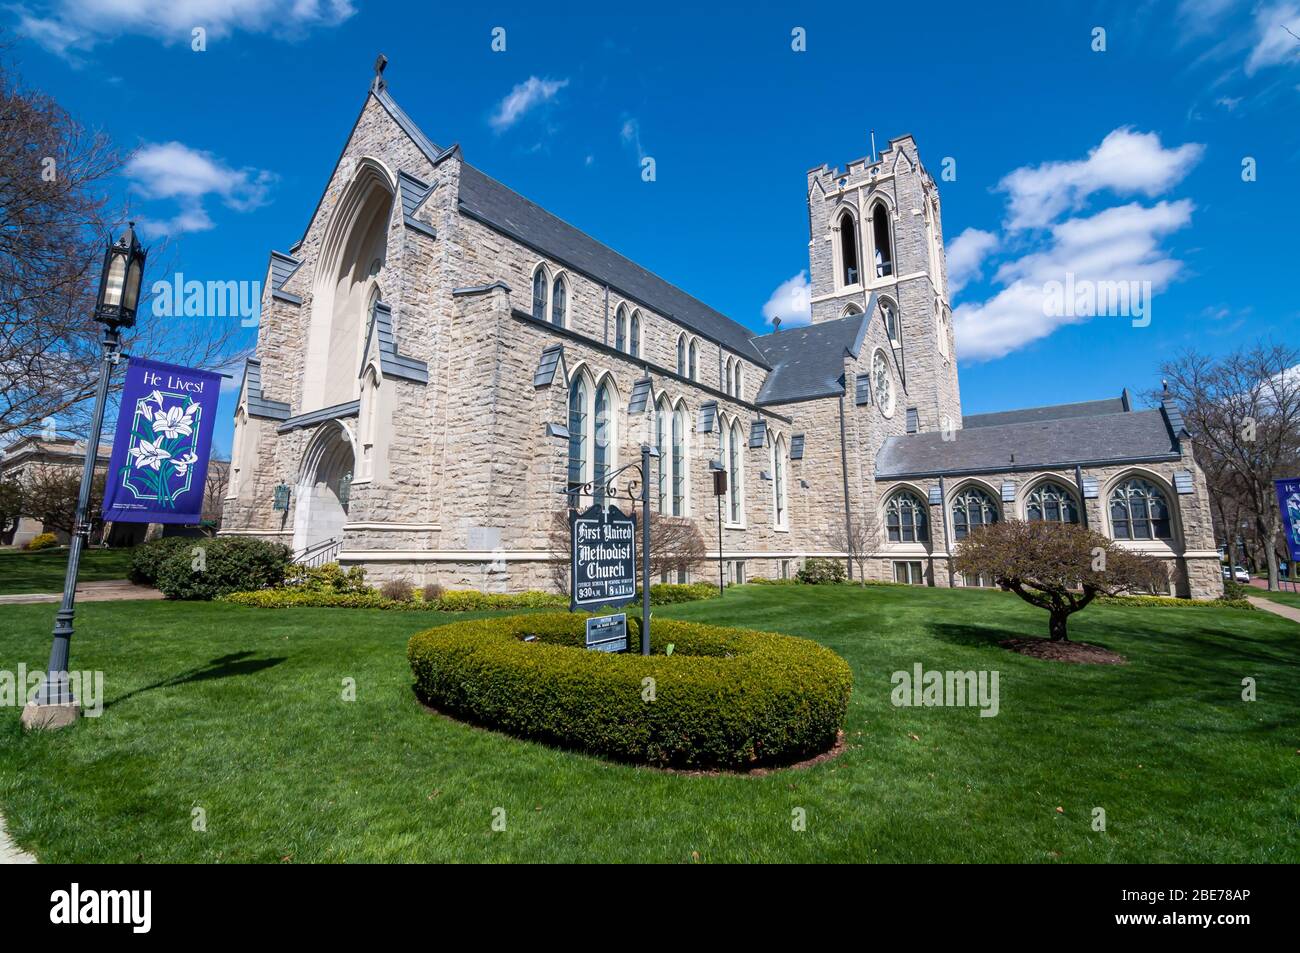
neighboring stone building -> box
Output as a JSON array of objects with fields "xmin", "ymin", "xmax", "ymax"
[{"xmin": 220, "ymin": 68, "xmax": 1221, "ymax": 599}]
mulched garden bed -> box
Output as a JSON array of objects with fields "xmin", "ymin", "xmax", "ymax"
[{"xmin": 998, "ymin": 637, "xmax": 1127, "ymax": 665}]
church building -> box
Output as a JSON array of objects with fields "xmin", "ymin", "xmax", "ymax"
[{"xmin": 221, "ymin": 67, "xmax": 1222, "ymax": 600}]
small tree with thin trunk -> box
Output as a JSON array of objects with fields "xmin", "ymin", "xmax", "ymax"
[
  {"xmin": 829, "ymin": 510, "xmax": 881, "ymax": 585},
  {"xmin": 954, "ymin": 520, "xmax": 1169, "ymax": 642}
]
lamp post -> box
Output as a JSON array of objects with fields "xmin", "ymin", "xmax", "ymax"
[{"xmin": 23, "ymin": 225, "xmax": 146, "ymax": 730}]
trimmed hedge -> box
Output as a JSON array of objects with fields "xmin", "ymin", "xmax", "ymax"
[
  {"xmin": 156, "ymin": 537, "xmax": 292, "ymax": 600},
  {"xmin": 221, "ymin": 585, "xmax": 715, "ymax": 612},
  {"xmin": 129, "ymin": 536, "xmax": 194, "ymax": 585},
  {"xmin": 407, "ymin": 613, "xmax": 852, "ymax": 769},
  {"xmin": 1096, "ymin": 594, "xmax": 1255, "ymax": 610}
]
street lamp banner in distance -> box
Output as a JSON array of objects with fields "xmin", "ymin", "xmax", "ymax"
[{"xmin": 102, "ymin": 357, "xmax": 221, "ymax": 524}]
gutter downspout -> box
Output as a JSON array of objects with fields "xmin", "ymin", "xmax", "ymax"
[
  {"xmin": 839, "ymin": 393, "xmax": 854, "ymax": 581},
  {"xmin": 1074, "ymin": 464, "xmax": 1089, "ymax": 529},
  {"xmin": 939, "ymin": 474, "xmax": 953, "ymax": 587}
]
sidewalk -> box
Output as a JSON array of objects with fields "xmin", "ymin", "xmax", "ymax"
[
  {"xmin": 1246, "ymin": 596, "xmax": 1300, "ymax": 625},
  {"xmin": 0, "ymin": 579, "xmax": 163, "ymax": 606},
  {"xmin": 0, "ymin": 813, "xmax": 35, "ymax": 864}
]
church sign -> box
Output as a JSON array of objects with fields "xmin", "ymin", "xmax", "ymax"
[
  {"xmin": 570, "ymin": 503, "xmax": 637, "ymax": 612},
  {"xmin": 585, "ymin": 613, "xmax": 628, "ymax": 653},
  {"xmin": 102, "ymin": 357, "xmax": 221, "ymax": 525}
]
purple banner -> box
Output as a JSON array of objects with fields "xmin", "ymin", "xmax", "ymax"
[
  {"xmin": 1277, "ymin": 478, "xmax": 1300, "ymax": 564},
  {"xmin": 102, "ymin": 357, "xmax": 221, "ymax": 524}
]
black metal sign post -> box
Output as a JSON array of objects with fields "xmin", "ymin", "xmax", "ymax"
[
  {"xmin": 640, "ymin": 443, "xmax": 651, "ymax": 655},
  {"xmin": 567, "ymin": 444, "xmax": 655, "ymax": 655},
  {"xmin": 713, "ymin": 467, "xmax": 727, "ymax": 597}
]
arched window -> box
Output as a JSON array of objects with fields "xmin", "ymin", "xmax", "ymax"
[
  {"xmin": 615, "ymin": 306, "xmax": 627, "ymax": 352},
  {"xmin": 772, "ymin": 435, "xmax": 788, "ymax": 529},
  {"xmin": 531, "ymin": 265, "xmax": 548, "ymax": 321},
  {"xmin": 724, "ymin": 357, "xmax": 733, "ymax": 395},
  {"xmin": 872, "ymin": 350, "xmax": 894, "ymax": 417},
  {"xmin": 593, "ymin": 379, "xmax": 613, "ymax": 504},
  {"xmin": 734, "ymin": 364, "xmax": 743, "ymax": 399},
  {"xmin": 688, "ymin": 339, "xmax": 698, "ymax": 381},
  {"xmin": 880, "ymin": 298, "xmax": 899, "ymax": 345},
  {"xmin": 937, "ymin": 304, "xmax": 950, "ymax": 359},
  {"xmin": 1027, "ymin": 482, "xmax": 1079, "ymax": 524},
  {"xmin": 655, "ymin": 398, "xmax": 669, "ymax": 513},
  {"xmin": 886, "ymin": 491, "xmax": 929, "ymax": 543},
  {"xmin": 550, "ymin": 274, "xmax": 567, "ymax": 327},
  {"xmin": 838, "ymin": 210, "xmax": 860, "ymax": 286},
  {"xmin": 871, "ymin": 202, "xmax": 893, "ymax": 277},
  {"xmin": 728, "ymin": 420, "xmax": 743, "ymax": 523},
  {"xmin": 567, "ymin": 375, "xmax": 588, "ymax": 505},
  {"xmin": 629, "ymin": 311, "xmax": 641, "ymax": 358},
  {"xmin": 952, "ymin": 486, "xmax": 998, "ymax": 540},
  {"xmin": 1110, "ymin": 479, "xmax": 1173, "ymax": 540},
  {"xmin": 842, "ymin": 303, "xmax": 864, "ymax": 317},
  {"xmin": 672, "ymin": 404, "xmax": 686, "ymax": 516},
  {"xmin": 676, "ymin": 334, "xmax": 687, "ymax": 375}
]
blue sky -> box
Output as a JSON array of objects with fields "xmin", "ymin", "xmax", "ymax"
[{"xmin": 7, "ymin": 0, "xmax": 1299, "ymax": 456}]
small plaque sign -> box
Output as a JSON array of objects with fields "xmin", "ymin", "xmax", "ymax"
[
  {"xmin": 570, "ymin": 503, "xmax": 637, "ymax": 612},
  {"xmin": 585, "ymin": 613, "xmax": 628, "ymax": 653}
]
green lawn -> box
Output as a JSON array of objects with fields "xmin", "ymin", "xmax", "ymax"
[
  {"xmin": 1254, "ymin": 587, "xmax": 1300, "ymax": 610},
  {"xmin": 0, "ymin": 547, "xmax": 136, "ymax": 595},
  {"xmin": 0, "ymin": 585, "xmax": 1296, "ymax": 863}
]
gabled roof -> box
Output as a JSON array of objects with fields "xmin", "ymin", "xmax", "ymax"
[
  {"xmin": 876, "ymin": 401, "xmax": 1180, "ymax": 479},
  {"xmin": 963, "ymin": 391, "xmax": 1131, "ymax": 429},
  {"xmin": 751, "ymin": 311, "xmax": 870, "ymax": 405},
  {"xmin": 456, "ymin": 163, "xmax": 767, "ymax": 364}
]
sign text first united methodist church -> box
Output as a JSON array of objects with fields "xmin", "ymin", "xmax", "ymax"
[{"xmin": 570, "ymin": 505, "xmax": 637, "ymax": 611}]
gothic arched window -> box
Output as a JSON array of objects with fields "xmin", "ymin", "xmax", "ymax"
[
  {"xmin": 838, "ymin": 210, "xmax": 860, "ymax": 286},
  {"xmin": 880, "ymin": 297, "xmax": 899, "ymax": 345},
  {"xmin": 1027, "ymin": 482, "xmax": 1080, "ymax": 524},
  {"xmin": 655, "ymin": 398, "xmax": 669, "ymax": 513},
  {"xmin": 550, "ymin": 274, "xmax": 567, "ymax": 328},
  {"xmin": 728, "ymin": 420, "xmax": 743, "ymax": 523},
  {"xmin": 735, "ymin": 364, "xmax": 743, "ymax": 399},
  {"xmin": 871, "ymin": 202, "xmax": 894, "ymax": 277},
  {"xmin": 676, "ymin": 334, "xmax": 687, "ymax": 375},
  {"xmin": 724, "ymin": 357, "xmax": 733, "ymax": 395},
  {"xmin": 688, "ymin": 339, "xmax": 699, "ymax": 381},
  {"xmin": 532, "ymin": 265, "xmax": 548, "ymax": 322},
  {"xmin": 772, "ymin": 435, "xmax": 788, "ymax": 529},
  {"xmin": 567, "ymin": 375, "xmax": 588, "ymax": 505},
  {"xmin": 615, "ymin": 306, "xmax": 627, "ymax": 352},
  {"xmin": 886, "ymin": 490, "xmax": 929, "ymax": 543},
  {"xmin": 593, "ymin": 379, "xmax": 613, "ymax": 504},
  {"xmin": 672, "ymin": 404, "xmax": 686, "ymax": 516},
  {"xmin": 952, "ymin": 486, "xmax": 998, "ymax": 541},
  {"xmin": 1110, "ymin": 479, "xmax": 1173, "ymax": 540},
  {"xmin": 629, "ymin": 311, "xmax": 641, "ymax": 358},
  {"xmin": 872, "ymin": 350, "xmax": 895, "ymax": 417}
]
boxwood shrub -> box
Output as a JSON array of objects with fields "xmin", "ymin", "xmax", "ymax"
[
  {"xmin": 407, "ymin": 613, "xmax": 853, "ymax": 769},
  {"xmin": 155, "ymin": 537, "xmax": 292, "ymax": 600},
  {"xmin": 797, "ymin": 558, "xmax": 846, "ymax": 584},
  {"xmin": 128, "ymin": 536, "xmax": 193, "ymax": 585}
]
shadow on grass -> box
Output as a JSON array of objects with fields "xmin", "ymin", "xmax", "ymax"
[{"xmin": 104, "ymin": 651, "xmax": 286, "ymax": 710}]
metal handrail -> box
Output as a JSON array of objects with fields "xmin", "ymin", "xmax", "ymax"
[{"xmin": 293, "ymin": 536, "xmax": 342, "ymax": 568}]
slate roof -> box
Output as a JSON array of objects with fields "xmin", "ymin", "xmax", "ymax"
[
  {"xmin": 963, "ymin": 393, "xmax": 1130, "ymax": 429},
  {"xmin": 457, "ymin": 163, "xmax": 767, "ymax": 364},
  {"xmin": 876, "ymin": 401, "xmax": 1180, "ymax": 479},
  {"xmin": 751, "ymin": 312, "xmax": 870, "ymax": 405}
]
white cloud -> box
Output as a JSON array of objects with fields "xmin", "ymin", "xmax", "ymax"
[
  {"xmin": 954, "ymin": 201, "xmax": 1195, "ymax": 361},
  {"xmin": 1245, "ymin": 2, "xmax": 1300, "ymax": 74},
  {"xmin": 620, "ymin": 117, "xmax": 646, "ymax": 161},
  {"xmin": 12, "ymin": 0, "xmax": 355, "ymax": 57},
  {"xmin": 945, "ymin": 228, "xmax": 999, "ymax": 294},
  {"xmin": 997, "ymin": 128, "xmax": 1203, "ymax": 230},
  {"xmin": 126, "ymin": 141, "xmax": 276, "ymax": 236},
  {"xmin": 761, "ymin": 271, "xmax": 811, "ymax": 328},
  {"xmin": 489, "ymin": 76, "xmax": 568, "ymax": 132}
]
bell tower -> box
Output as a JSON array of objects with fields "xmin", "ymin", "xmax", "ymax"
[{"xmin": 805, "ymin": 135, "xmax": 961, "ymax": 428}]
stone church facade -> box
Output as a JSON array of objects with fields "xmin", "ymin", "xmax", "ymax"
[{"xmin": 221, "ymin": 72, "xmax": 1222, "ymax": 600}]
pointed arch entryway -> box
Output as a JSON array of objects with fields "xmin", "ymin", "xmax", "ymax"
[{"xmin": 293, "ymin": 420, "xmax": 356, "ymax": 555}]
